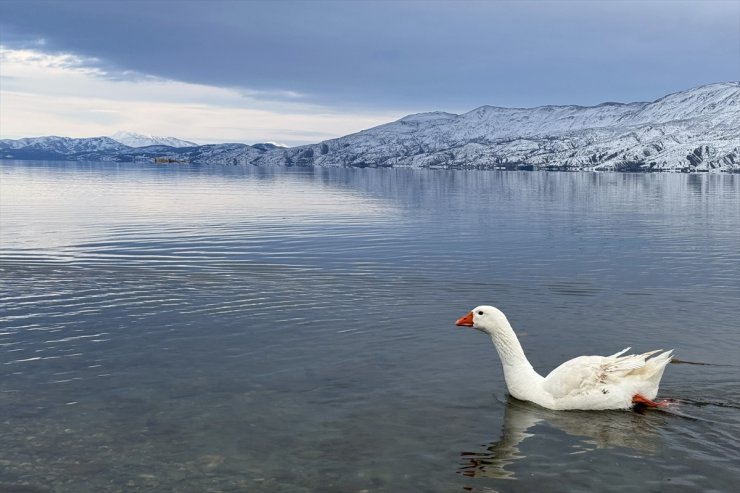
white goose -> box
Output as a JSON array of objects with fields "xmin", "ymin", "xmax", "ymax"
[{"xmin": 456, "ymin": 305, "xmax": 673, "ymax": 410}]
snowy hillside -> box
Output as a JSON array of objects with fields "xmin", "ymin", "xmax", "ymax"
[
  {"xmin": 1, "ymin": 82, "xmax": 738, "ymax": 172},
  {"xmin": 0, "ymin": 136, "xmax": 131, "ymax": 160},
  {"xmin": 249, "ymin": 82, "xmax": 739, "ymax": 172},
  {"xmin": 0, "ymin": 135, "xmax": 275, "ymax": 164},
  {"xmin": 110, "ymin": 131, "xmax": 197, "ymax": 148}
]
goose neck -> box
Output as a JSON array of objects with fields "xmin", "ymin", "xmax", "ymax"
[
  {"xmin": 489, "ymin": 323, "xmax": 530, "ymax": 368},
  {"xmin": 488, "ymin": 323, "xmax": 545, "ymax": 402}
]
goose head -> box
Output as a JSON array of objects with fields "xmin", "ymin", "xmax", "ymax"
[{"xmin": 456, "ymin": 305, "xmax": 510, "ymax": 335}]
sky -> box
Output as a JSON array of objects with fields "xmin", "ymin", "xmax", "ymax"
[{"xmin": 1, "ymin": 0, "xmax": 738, "ymax": 146}]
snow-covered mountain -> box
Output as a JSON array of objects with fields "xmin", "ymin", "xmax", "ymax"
[
  {"xmin": 0, "ymin": 136, "xmax": 132, "ymax": 160},
  {"xmin": 248, "ymin": 81, "xmax": 739, "ymax": 172},
  {"xmin": 0, "ymin": 135, "xmax": 279, "ymax": 164},
  {"xmin": 1, "ymin": 82, "xmax": 738, "ymax": 172},
  {"xmin": 110, "ymin": 131, "xmax": 197, "ymax": 148}
]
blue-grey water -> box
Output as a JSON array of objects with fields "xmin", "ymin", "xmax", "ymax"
[{"xmin": 1, "ymin": 160, "xmax": 739, "ymax": 493}]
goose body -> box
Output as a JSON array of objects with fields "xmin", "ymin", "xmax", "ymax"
[{"xmin": 456, "ymin": 305, "xmax": 673, "ymax": 411}]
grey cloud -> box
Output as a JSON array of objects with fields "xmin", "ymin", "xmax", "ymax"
[{"xmin": 1, "ymin": 0, "xmax": 738, "ymax": 111}]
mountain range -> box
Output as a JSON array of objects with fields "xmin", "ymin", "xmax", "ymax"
[{"xmin": 1, "ymin": 82, "xmax": 738, "ymax": 172}]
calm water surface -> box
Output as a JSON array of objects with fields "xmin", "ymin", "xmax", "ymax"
[{"xmin": 1, "ymin": 161, "xmax": 739, "ymax": 492}]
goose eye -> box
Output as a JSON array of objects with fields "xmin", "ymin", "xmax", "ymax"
[{"xmin": 477, "ymin": 311, "xmax": 484, "ymax": 316}]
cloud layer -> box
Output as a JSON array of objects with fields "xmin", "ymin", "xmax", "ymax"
[{"xmin": 0, "ymin": 47, "xmax": 406, "ymax": 145}]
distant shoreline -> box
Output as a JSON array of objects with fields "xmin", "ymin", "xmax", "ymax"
[{"xmin": 2, "ymin": 158, "xmax": 738, "ymax": 174}]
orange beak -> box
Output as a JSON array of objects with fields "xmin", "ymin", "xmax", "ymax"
[{"xmin": 456, "ymin": 311, "xmax": 474, "ymax": 327}]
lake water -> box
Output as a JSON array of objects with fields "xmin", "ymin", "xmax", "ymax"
[{"xmin": 1, "ymin": 160, "xmax": 739, "ymax": 493}]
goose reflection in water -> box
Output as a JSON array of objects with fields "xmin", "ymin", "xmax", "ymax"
[{"xmin": 459, "ymin": 396, "xmax": 667, "ymax": 480}]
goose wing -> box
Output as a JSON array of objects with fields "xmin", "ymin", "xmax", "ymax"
[{"xmin": 542, "ymin": 349, "xmax": 659, "ymax": 399}]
